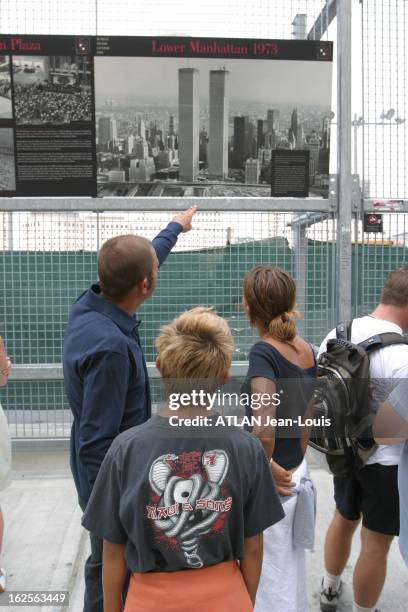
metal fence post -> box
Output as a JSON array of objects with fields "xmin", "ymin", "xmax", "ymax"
[
  {"xmin": 293, "ymin": 224, "xmax": 308, "ymax": 336},
  {"xmin": 336, "ymin": 0, "xmax": 353, "ymax": 322}
]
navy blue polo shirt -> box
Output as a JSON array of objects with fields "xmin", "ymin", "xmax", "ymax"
[{"xmin": 63, "ymin": 222, "xmax": 182, "ymax": 505}]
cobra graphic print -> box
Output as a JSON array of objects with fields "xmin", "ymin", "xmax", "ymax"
[{"xmin": 147, "ymin": 449, "xmax": 232, "ymax": 569}]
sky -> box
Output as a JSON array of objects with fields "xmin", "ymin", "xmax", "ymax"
[{"xmin": 94, "ymin": 56, "xmax": 333, "ymax": 107}]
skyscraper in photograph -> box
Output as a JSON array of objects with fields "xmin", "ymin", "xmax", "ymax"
[
  {"xmin": 266, "ymin": 109, "xmax": 280, "ymax": 147},
  {"xmin": 244, "ymin": 158, "xmax": 260, "ymax": 184},
  {"xmin": 138, "ymin": 119, "xmax": 146, "ymax": 141},
  {"xmin": 257, "ymin": 119, "xmax": 266, "ymax": 150},
  {"xmin": 178, "ymin": 68, "xmax": 200, "ymax": 181},
  {"xmin": 124, "ymin": 135, "xmax": 134, "ymax": 155},
  {"xmin": 267, "ymin": 109, "xmax": 280, "ymax": 133},
  {"xmin": 248, "ymin": 121, "xmax": 257, "ymax": 157},
  {"xmin": 291, "ymin": 108, "xmax": 298, "ymax": 138},
  {"xmin": 208, "ymin": 69, "xmax": 229, "ymax": 179},
  {"xmin": 308, "ymin": 132, "xmax": 320, "ymax": 179},
  {"xmin": 296, "ymin": 122, "xmax": 305, "ymax": 148},
  {"xmin": 322, "ymin": 115, "xmax": 331, "ymax": 150},
  {"xmin": 233, "ymin": 116, "xmax": 250, "ymax": 169},
  {"xmin": 134, "ymin": 139, "xmax": 149, "ymax": 159},
  {"xmin": 98, "ymin": 116, "xmax": 117, "ymax": 146},
  {"xmin": 199, "ymin": 129, "xmax": 208, "ymax": 163}
]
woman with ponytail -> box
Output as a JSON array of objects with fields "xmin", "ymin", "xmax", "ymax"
[{"xmin": 241, "ymin": 266, "xmax": 317, "ymax": 612}]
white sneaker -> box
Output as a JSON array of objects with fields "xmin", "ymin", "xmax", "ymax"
[
  {"xmin": 320, "ymin": 578, "xmax": 342, "ymax": 611},
  {"xmin": 0, "ymin": 568, "xmax": 6, "ymax": 592}
]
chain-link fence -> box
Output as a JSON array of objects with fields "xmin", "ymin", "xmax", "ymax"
[
  {"xmin": 0, "ymin": 207, "xmax": 337, "ymax": 437},
  {"xmin": 361, "ymin": 0, "xmax": 408, "ymax": 200},
  {"xmin": 1, "ymin": 1, "xmax": 408, "ymax": 438}
]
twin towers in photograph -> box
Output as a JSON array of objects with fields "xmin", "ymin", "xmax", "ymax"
[{"xmin": 179, "ymin": 67, "xmax": 228, "ymax": 182}]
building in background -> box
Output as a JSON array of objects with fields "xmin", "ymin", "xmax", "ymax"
[
  {"xmin": 138, "ymin": 119, "xmax": 146, "ymax": 141},
  {"xmin": 308, "ymin": 132, "xmax": 320, "ymax": 180},
  {"xmin": 266, "ymin": 109, "xmax": 280, "ymax": 147},
  {"xmin": 134, "ymin": 139, "xmax": 149, "ymax": 159},
  {"xmin": 178, "ymin": 68, "xmax": 200, "ymax": 181},
  {"xmin": 169, "ymin": 114, "xmax": 175, "ymax": 136},
  {"xmin": 233, "ymin": 115, "xmax": 250, "ymax": 169},
  {"xmin": 292, "ymin": 14, "xmax": 307, "ymax": 40},
  {"xmin": 5, "ymin": 211, "xmax": 253, "ymax": 252},
  {"xmin": 107, "ymin": 169, "xmax": 125, "ymax": 182},
  {"xmin": 257, "ymin": 119, "xmax": 266, "ymax": 149},
  {"xmin": 199, "ymin": 129, "xmax": 208, "ymax": 164},
  {"xmin": 124, "ymin": 135, "xmax": 135, "ymax": 155},
  {"xmin": 208, "ymin": 69, "xmax": 229, "ymax": 179},
  {"xmin": 245, "ymin": 158, "xmax": 260, "ymax": 184},
  {"xmin": 129, "ymin": 158, "xmax": 155, "ymax": 181},
  {"xmin": 98, "ymin": 116, "xmax": 117, "ymax": 147}
]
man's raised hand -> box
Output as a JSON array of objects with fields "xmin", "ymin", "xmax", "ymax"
[{"xmin": 172, "ymin": 205, "xmax": 197, "ymax": 233}]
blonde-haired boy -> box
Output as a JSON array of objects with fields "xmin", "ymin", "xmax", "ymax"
[
  {"xmin": 156, "ymin": 306, "xmax": 234, "ymax": 394},
  {"xmin": 82, "ymin": 308, "xmax": 283, "ymax": 612}
]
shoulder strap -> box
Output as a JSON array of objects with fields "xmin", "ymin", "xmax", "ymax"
[
  {"xmin": 359, "ymin": 332, "xmax": 408, "ymax": 354},
  {"xmin": 336, "ymin": 320, "xmax": 353, "ymax": 341},
  {"xmin": 308, "ymin": 342, "xmax": 318, "ymax": 367}
]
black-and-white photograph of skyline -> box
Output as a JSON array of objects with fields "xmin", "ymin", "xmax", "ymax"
[
  {"xmin": 12, "ymin": 55, "xmax": 93, "ymax": 125},
  {"xmin": 95, "ymin": 55, "xmax": 332, "ymax": 197},
  {"xmin": 0, "ymin": 56, "xmax": 12, "ymax": 119},
  {"xmin": 0, "ymin": 128, "xmax": 16, "ymax": 192}
]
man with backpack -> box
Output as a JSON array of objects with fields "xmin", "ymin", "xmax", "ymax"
[{"xmin": 317, "ymin": 266, "xmax": 408, "ymax": 612}]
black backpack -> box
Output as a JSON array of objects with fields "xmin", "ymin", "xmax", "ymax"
[{"xmin": 308, "ymin": 320, "xmax": 408, "ymax": 477}]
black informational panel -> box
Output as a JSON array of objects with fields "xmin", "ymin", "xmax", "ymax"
[
  {"xmin": 271, "ymin": 149, "xmax": 310, "ymax": 197},
  {"xmin": 0, "ymin": 35, "xmax": 333, "ymax": 198},
  {"xmin": 364, "ymin": 213, "xmax": 383, "ymax": 233},
  {"xmin": 0, "ymin": 35, "xmax": 96, "ymax": 196}
]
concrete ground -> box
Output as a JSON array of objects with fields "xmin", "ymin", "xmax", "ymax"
[{"xmin": 0, "ymin": 447, "xmax": 406, "ymax": 612}]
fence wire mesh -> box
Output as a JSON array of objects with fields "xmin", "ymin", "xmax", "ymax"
[
  {"xmin": 0, "ymin": 208, "xmax": 337, "ymax": 437},
  {"xmin": 1, "ymin": 1, "xmax": 408, "ymax": 439},
  {"xmin": 6, "ymin": 207, "xmax": 408, "ymax": 439},
  {"xmin": 353, "ymin": 212, "xmax": 408, "ymax": 316},
  {"xmin": 0, "ymin": 1, "xmax": 328, "ymax": 39},
  {"xmin": 361, "ymin": 0, "xmax": 408, "ymax": 199}
]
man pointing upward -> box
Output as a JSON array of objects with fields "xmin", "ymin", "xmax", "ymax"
[{"xmin": 63, "ymin": 206, "xmax": 197, "ymax": 612}]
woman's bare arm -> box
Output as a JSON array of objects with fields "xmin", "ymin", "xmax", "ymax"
[
  {"xmin": 250, "ymin": 377, "xmax": 296, "ymax": 495},
  {"xmin": 250, "ymin": 376, "xmax": 276, "ymax": 460}
]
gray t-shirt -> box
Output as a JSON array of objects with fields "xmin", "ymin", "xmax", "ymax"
[
  {"xmin": 387, "ymin": 380, "xmax": 408, "ymax": 568},
  {"xmin": 82, "ymin": 414, "xmax": 284, "ymax": 573}
]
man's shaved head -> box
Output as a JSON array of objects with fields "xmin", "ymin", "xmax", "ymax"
[{"xmin": 98, "ymin": 235, "xmax": 156, "ymax": 300}]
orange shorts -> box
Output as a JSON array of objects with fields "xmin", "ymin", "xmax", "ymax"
[{"xmin": 124, "ymin": 560, "xmax": 253, "ymax": 612}]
